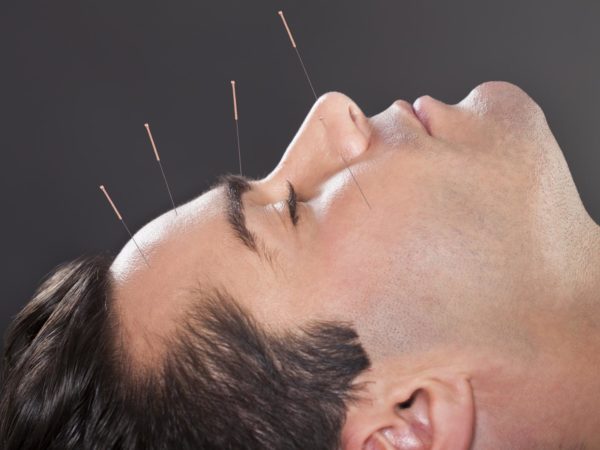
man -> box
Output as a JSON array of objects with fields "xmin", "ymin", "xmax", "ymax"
[{"xmin": 1, "ymin": 81, "xmax": 599, "ymax": 449}]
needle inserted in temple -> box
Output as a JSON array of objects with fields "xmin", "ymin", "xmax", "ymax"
[
  {"xmin": 319, "ymin": 117, "xmax": 372, "ymax": 210},
  {"xmin": 231, "ymin": 80, "xmax": 243, "ymax": 175},
  {"xmin": 144, "ymin": 123, "xmax": 178, "ymax": 215},
  {"xmin": 99, "ymin": 185, "xmax": 151, "ymax": 267},
  {"xmin": 278, "ymin": 10, "xmax": 318, "ymax": 101}
]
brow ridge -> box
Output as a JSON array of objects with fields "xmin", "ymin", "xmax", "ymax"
[{"xmin": 219, "ymin": 174, "xmax": 257, "ymax": 252}]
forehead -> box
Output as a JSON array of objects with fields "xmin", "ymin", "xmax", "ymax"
[
  {"xmin": 110, "ymin": 186, "xmax": 226, "ymax": 284},
  {"xmin": 108, "ymin": 186, "xmax": 254, "ymax": 359}
]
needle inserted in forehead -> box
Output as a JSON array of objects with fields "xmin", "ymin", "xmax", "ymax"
[
  {"xmin": 319, "ymin": 117, "xmax": 372, "ymax": 210},
  {"xmin": 144, "ymin": 123, "xmax": 178, "ymax": 215},
  {"xmin": 99, "ymin": 185, "xmax": 151, "ymax": 267},
  {"xmin": 231, "ymin": 80, "xmax": 243, "ymax": 175},
  {"xmin": 278, "ymin": 10, "xmax": 318, "ymax": 101}
]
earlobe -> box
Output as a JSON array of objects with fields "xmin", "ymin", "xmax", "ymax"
[{"xmin": 342, "ymin": 373, "xmax": 475, "ymax": 450}]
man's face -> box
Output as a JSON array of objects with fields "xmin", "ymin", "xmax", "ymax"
[{"xmin": 111, "ymin": 81, "xmax": 583, "ymax": 362}]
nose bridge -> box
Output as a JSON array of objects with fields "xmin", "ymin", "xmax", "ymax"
[{"xmin": 265, "ymin": 91, "xmax": 370, "ymax": 197}]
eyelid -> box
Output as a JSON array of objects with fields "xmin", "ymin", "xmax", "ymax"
[{"xmin": 285, "ymin": 180, "xmax": 299, "ymax": 226}]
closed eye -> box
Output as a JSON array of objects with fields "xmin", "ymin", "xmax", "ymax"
[{"xmin": 286, "ymin": 180, "xmax": 299, "ymax": 226}]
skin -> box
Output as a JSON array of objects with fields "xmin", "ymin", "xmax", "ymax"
[{"xmin": 111, "ymin": 81, "xmax": 600, "ymax": 449}]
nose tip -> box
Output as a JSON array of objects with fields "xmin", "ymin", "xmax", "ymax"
[
  {"xmin": 313, "ymin": 91, "xmax": 356, "ymax": 110},
  {"xmin": 263, "ymin": 89, "xmax": 371, "ymax": 192},
  {"xmin": 313, "ymin": 91, "xmax": 371, "ymax": 157},
  {"xmin": 312, "ymin": 90, "xmax": 367, "ymax": 129}
]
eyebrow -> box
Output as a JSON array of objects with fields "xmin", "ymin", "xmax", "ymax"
[{"xmin": 215, "ymin": 174, "xmax": 281, "ymax": 270}]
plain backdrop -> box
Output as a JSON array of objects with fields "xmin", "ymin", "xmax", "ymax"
[{"xmin": 1, "ymin": 0, "xmax": 599, "ymax": 338}]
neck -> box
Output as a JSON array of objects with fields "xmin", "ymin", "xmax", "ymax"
[
  {"xmin": 573, "ymin": 222, "xmax": 600, "ymax": 448},
  {"xmin": 581, "ymin": 221, "xmax": 600, "ymax": 304},
  {"xmin": 473, "ymin": 222, "xmax": 600, "ymax": 449},
  {"xmin": 470, "ymin": 349, "xmax": 600, "ymax": 449}
]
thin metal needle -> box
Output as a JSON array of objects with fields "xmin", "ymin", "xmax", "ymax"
[
  {"xmin": 319, "ymin": 117, "xmax": 372, "ymax": 210},
  {"xmin": 339, "ymin": 152, "xmax": 372, "ymax": 210},
  {"xmin": 231, "ymin": 80, "xmax": 243, "ymax": 175},
  {"xmin": 278, "ymin": 11, "xmax": 369, "ymax": 209},
  {"xmin": 99, "ymin": 185, "xmax": 151, "ymax": 267},
  {"xmin": 144, "ymin": 123, "xmax": 178, "ymax": 215},
  {"xmin": 278, "ymin": 10, "xmax": 318, "ymax": 101}
]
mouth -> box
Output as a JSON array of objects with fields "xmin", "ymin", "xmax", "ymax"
[
  {"xmin": 411, "ymin": 96, "xmax": 432, "ymax": 136},
  {"xmin": 389, "ymin": 98, "xmax": 431, "ymax": 136}
]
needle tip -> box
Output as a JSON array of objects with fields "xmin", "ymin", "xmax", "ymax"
[
  {"xmin": 144, "ymin": 123, "xmax": 150, "ymax": 128},
  {"xmin": 278, "ymin": 10, "xmax": 283, "ymax": 15},
  {"xmin": 99, "ymin": 185, "xmax": 105, "ymax": 190}
]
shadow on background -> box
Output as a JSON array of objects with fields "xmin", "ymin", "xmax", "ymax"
[{"xmin": 1, "ymin": 0, "xmax": 599, "ymax": 336}]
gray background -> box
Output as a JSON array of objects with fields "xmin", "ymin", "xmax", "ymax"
[{"xmin": 1, "ymin": 0, "xmax": 599, "ymax": 338}]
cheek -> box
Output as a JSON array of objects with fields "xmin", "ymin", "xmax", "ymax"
[{"xmin": 305, "ymin": 208, "xmax": 405, "ymax": 314}]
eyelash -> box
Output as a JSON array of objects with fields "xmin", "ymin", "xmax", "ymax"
[{"xmin": 286, "ymin": 181, "xmax": 299, "ymax": 226}]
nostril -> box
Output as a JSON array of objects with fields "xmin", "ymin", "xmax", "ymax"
[
  {"xmin": 349, "ymin": 104, "xmax": 361, "ymax": 123},
  {"xmin": 319, "ymin": 112, "xmax": 369, "ymax": 161},
  {"xmin": 346, "ymin": 103, "xmax": 373, "ymax": 156},
  {"xmin": 348, "ymin": 100, "xmax": 368, "ymax": 123},
  {"xmin": 342, "ymin": 140, "xmax": 364, "ymax": 159}
]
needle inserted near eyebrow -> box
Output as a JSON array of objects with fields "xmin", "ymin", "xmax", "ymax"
[
  {"xmin": 319, "ymin": 116, "xmax": 372, "ymax": 210},
  {"xmin": 231, "ymin": 80, "xmax": 243, "ymax": 175},
  {"xmin": 144, "ymin": 123, "xmax": 179, "ymax": 215},
  {"xmin": 278, "ymin": 10, "xmax": 318, "ymax": 101},
  {"xmin": 99, "ymin": 185, "xmax": 151, "ymax": 267}
]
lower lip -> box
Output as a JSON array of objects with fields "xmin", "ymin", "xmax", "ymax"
[{"xmin": 412, "ymin": 96, "xmax": 431, "ymax": 134}]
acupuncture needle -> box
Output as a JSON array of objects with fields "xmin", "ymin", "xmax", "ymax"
[
  {"xmin": 144, "ymin": 123, "xmax": 179, "ymax": 215},
  {"xmin": 278, "ymin": 10, "xmax": 318, "ymax": 101},
  {"xmin": 99, "ymin": 185, "xmax": 151, "ymax": 267}
]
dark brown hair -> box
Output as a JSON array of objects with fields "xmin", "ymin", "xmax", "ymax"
[{"xmin": 0, "ymin": 254, "xmax": 370, "ymax": 449}]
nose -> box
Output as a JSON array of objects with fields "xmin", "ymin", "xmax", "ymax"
[{"xmin": 262, "ymin": 91, "xmax": 372, "ymax": 200}]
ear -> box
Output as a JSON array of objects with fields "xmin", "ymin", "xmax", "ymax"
[{"xmin": 342, "ymin": 373, "xmax": 474, "ymax": 450}]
